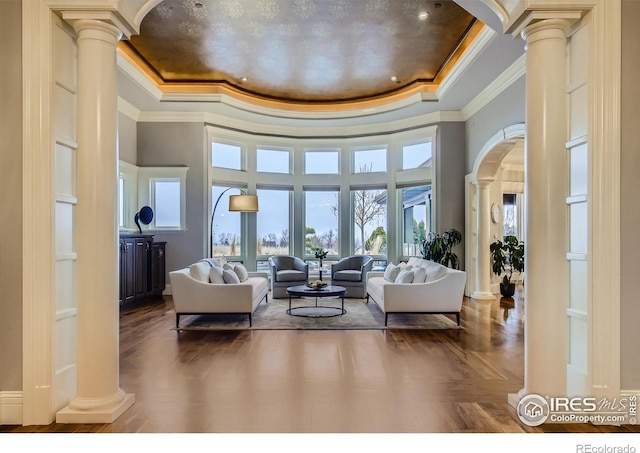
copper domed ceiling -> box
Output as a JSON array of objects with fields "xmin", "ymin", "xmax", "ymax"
[{"xmin": 120, "ymin": 0, "xmax": 482, "ymax": 106}]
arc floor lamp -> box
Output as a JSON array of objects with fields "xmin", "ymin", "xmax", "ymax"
[{"xmin": 210, "ymin": 188, "xmax": 259, "ymax": 258}]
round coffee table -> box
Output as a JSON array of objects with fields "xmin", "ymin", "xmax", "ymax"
[{"xmin": 286, "ymin": 285, "xmax": 347, "ymax": 317}]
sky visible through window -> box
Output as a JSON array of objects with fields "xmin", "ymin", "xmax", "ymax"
[
  {"xmin": 211, "ymin": 185, "xmax": 241, "ymax": 255},
  {"xmin": 257, "ymin": 149, "xmax": 290, "ymax": 173},
  {"xmin": 305, "ymin": 191, "xmax": 339, "ymax": 254},
  {"xmin": 257, "ymin": 189, "xmax": 290, "ymax": 255},
  {"xmin": 212, "ymin": 142, "xmax": 242, "ymax": 170},
  {"xmin": 305, "ymin": 150, "xmax": 339, "ymax": 174},
  {"xmin": 403, "ymin": 142, "xmax": 432, "ymax": 169},
  {"xmin": 354, "ymin": 148, "xmax": 386, "ymax": 172},
  {"xmin": 154, "ymin": 180, "xmax": 181, "ymax": 227}
]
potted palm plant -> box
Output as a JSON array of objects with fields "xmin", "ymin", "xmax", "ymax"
[
  {"xmin": 489, "ymin": 235, "xmax": 524, "ymax": 297},
  {"xmin": 421, "ymin": 228, "xmax": 462, "ymax": 269}
]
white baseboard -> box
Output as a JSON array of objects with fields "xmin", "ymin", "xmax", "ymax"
[
  {"xmin": 0, "ymin": 391, "xmax": 22, "ymax": 425},
  {"xmin": 162, "ymin": 284, "xmax": 172, "ymax": 296},
  {"xmin": 621, "ymin": 389, "xmax": 640, "ymax": 398}
]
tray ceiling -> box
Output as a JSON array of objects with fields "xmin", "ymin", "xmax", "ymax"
[{"xmin": 121, "ymin": 0, "xmax": 482, "ymax": 105}]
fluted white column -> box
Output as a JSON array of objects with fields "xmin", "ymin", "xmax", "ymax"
[
  {"xmin": 56, "ymin": 19, "xmax": 134, "ymax": 423},
  {"xmin": 516, "ymin": 19, "xmax": 571, "ymax": 401},
  {"xmin": 472, "ymin": 180, "xmax": 494, "ymax": 299}
]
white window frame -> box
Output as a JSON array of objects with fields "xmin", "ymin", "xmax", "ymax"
[
  {"xmin": 138, "ymin": 166, "xmax": 189, "ymax": 232},
  {"xmin": 118, "ymin": 161, "xmax": 139, "ymax": 233}
]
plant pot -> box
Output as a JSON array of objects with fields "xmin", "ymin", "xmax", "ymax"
[{"xmin": 500, "ymin": 282, "xmax": 516, "ymax": 297}]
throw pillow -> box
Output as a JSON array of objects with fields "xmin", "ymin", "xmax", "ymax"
[
  {"xmin": 189, "ymin": 262, "xmax": 210, "ymax": 282},
  {"xmin": 222, "ymin": 269, "xmax": 240, "ymax": 284},
  {"xmin": 383, "ymin": 263, "xmax": 400, "ymax": 282},
  {"xmin": 223, "ymin": 262, "xmax": 235, "ymax": 271},
  {"xmin": 395, "ymin": 270, "xmax": 414, "ymax": 284},
  {"xmin": 412, "ymin": 267, "xmax": 427, "ymax": 284},
  {"xmin": 209, "ymin": 266, "xmax": 225, "ymax": 284},
  {"xmin": 233, "ymin": 263, "xmax": 249, "ymax": 282}
]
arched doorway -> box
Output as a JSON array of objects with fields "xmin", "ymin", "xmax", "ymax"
[{"xmin": 465, "ymin": 124, "xmax": 525, "ymax": 299}]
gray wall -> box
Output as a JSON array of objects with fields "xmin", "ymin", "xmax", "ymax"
[
  {"xmin": 465, "ymin": 76, "xmax": 526, "ymax": 173},
  {"xmin": 620, "ymin": 0, "xmax": 640, "ymax": 391},
  {"xmin": 436, "ymin": 122, "xmax": 467, "ymax": 269},
  {"xmin": 137, "ymin": 122, "xmax": 206, "ymax": 274},
  {"xmin": 0, "ymin": 0, "xmax": 23, "ymax": 391},
  {"xmin": 118, "ymin": 112, "xmax": 137, "ymax": 165}
]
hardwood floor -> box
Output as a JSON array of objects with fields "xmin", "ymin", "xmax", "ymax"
[{"xmin": 2, "ymin": 287, "xmax": 638, "ymax": 435}]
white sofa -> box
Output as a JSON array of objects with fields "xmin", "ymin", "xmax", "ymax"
[
  {"xmin": 169, "ymin": 258, "xmax": 269, "ymax": 329},
  {"xmin": 366, "ymin": 257, "xmax": 466, "ymax": 326}
]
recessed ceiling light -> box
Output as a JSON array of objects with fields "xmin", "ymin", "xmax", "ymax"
[
  {"xmin": 418, "ymin": 11, "xmax": 429, "ymax": 20},
  {"xmin": 391, "ymin": 76, "xmax": 400, "ymax": 83},
  {"xmin": 194, "ymin": 1, "xmax": 203, "ymax": 8},
  {"xmin": 240, "ymin": 77, "xmax": 248, "ymax": 83}
]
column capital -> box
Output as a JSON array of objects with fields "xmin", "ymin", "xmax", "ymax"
[
  {"xmin": 476, "ymin": 179, "xmax": 493, "ymax": 188},
  {"xmin": 520, "ymin": 18, "xmax": 574, "ymax": 46},
  {"xmin": 61, "ymin": 10, "xmax": 130, "ymax": 40},
  {"xmin": 511, "ymin": 10, "xmax": 582, "ymax": 38}
]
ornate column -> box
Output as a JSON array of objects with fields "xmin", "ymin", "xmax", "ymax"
[
  {"xmin": 56, "ymin": 17, "xmax": 134, "ymax": 423},
  {"xmin": 471, "ymin": 180, "xmax": 494, "ymax": 299},
  {"xmin": 513, "ymin": 18, "xmax": 572, "ymax": 403}
]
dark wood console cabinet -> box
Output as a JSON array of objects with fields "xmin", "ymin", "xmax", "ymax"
[{"xmin": 119, "ymin": 234, "xmax": 166, "ymax": 304}]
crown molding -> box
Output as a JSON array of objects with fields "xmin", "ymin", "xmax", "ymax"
[
  {"xmin": 117, "ymin": 49, "xmax": 163, "ymax": 99},
  {"xmin": 139, "ymin": 110, "xmax": 462, "ymax": 139},
  {"xmin": 437, "ymin": 25, "xmax": 498, "ymax": 99},
  {"xmin": 117, "ymin": 96, "xmax": 140, "ymax": 121},
  {"xmin": 462, "ymin": 53, "xmax": 526, "ymax": 121}
]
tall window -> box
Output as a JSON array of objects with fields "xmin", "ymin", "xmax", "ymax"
[
  {"xmin": 399, "ymin": 185, "xmax": 431, "ymax": 256},
  {"xmin": 153, "ymin": 179, "xmax": 181, "ymax": 228},
  {"xmin": 503, "ymin": 193, "xmax": 518, "ymax": 238},
  {"xmin": 257, "ymin": 148, "xmax": 290, "ymax": 174},
  {"xmin": 211, "ymin": 185, "xmax": 242, "ymax": 256},
  {"xmin": 119, "ymin": 177, "xmax": 125, "ymax": 228},
  {"xmin": 402, "ymin": 142, "xmax": 432, "ymax": 169},
  {"xmin": 352, "ymin": 188, "xmax": 387, "ymax": 255},
  {"xmin": 305, "ymin": 190, "xmax": 339, "ymax": 255},
  {"xmin": 305, "ymin": 149, "xmax": 339, "ymax": 174},
  {"xmin": 212, "ymin": 141, "xmax": 242, "ymax": 170},
  {"xmin": 257, "ymin": 188, "xmax": 291, "ymax": 256},
  {"xmin": 353, "ymin": 148, "xmax": 386, "ymax": 173}
]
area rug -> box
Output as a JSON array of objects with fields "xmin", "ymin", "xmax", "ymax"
[{"xmin": 173, "ymin": 298, "xmax": 463, "ymax": 331}]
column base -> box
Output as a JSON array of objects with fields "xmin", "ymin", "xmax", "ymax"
[
  {"xmin": 471, "ymin": 291, "xmax": 496, "ymax": 300},
  {"xmin": 56, "ymin": 393, "xmax": 134, "ymax": 424}
]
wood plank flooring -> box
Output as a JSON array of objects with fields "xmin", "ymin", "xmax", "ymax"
[{"xmin": 2, "ymin": 287, "xmax": 638, "ymax": 434}]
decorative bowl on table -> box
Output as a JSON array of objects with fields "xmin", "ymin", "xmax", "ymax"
[{"xmin": 306, "ymin": 280, "xmax": 327, "ymax": 290}]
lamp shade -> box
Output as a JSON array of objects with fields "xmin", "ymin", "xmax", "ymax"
[{"xmin": 228, "ymin": 194, "xmax": 259, "ymax": 212}]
